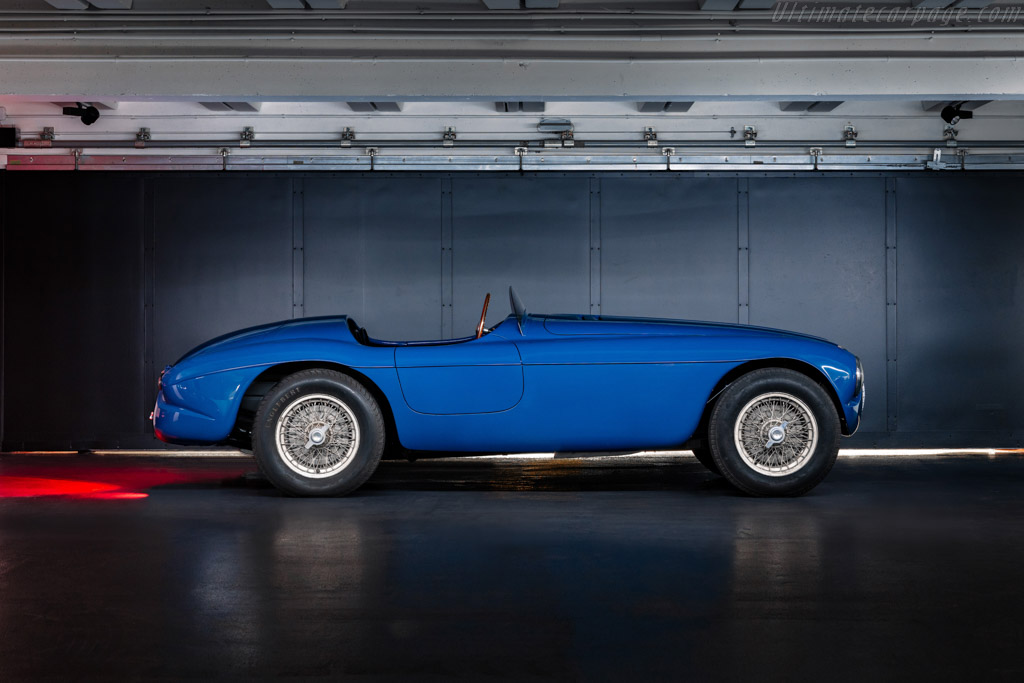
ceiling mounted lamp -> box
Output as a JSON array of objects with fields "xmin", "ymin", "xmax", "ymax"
[
  {"xmin": 940, "ymin": 102, "xmax": 974, "ymax": 125},
  {"xmin": 62, "ymin": 102, "xmax": 100, "ymax": 125}
]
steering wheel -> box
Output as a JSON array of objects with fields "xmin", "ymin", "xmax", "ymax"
[{"xmin": 475, "ymin": 293, "xmax": 491, "ymax": 339}]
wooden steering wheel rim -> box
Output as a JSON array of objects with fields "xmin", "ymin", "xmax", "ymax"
[{"xmin": 475, "ymin": 293, "xmax": 491, "ymax": 339}]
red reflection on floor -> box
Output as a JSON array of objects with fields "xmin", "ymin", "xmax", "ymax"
[
  {"xmin": 0, "ymin": 476, "xmax": 146, "ymax": 499},
  {"xmin": 0, "ymin": 457, "xmax": 256, "ymax": 500},
  {"xmin": 90, "ymin": 492, "xmax": 150, "ymax": 500}
]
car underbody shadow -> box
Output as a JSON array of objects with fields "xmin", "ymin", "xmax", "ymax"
[{"xmin": 360, "ymin": 454, "xmax": 736, "ymax": 494}]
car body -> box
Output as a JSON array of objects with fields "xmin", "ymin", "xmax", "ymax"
[{"xmin": 153, "ymin": 288, "xmax": 863, "ymax": 496}]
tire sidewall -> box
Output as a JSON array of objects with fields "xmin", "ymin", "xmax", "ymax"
[
  {"xmin": 253, "ymin": 371, "xmax": 383, "ymax": 496},
  {"xmin": 709, "ymin": 369, "xmax": 840, "ymax": 496}
]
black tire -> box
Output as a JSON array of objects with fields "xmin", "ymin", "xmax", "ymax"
[
  {"xmin": 252, "ymin": 369, "xmax": 385, "ymax": 497},
  {"xmin": 708, "ymin": 368, "xmax": 840, "ymax": 497},
  {"xmin": 691, "ymin": 444, "xmax": 721, "ymax": 476}
]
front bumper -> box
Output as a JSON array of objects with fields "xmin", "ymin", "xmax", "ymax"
[
  {"xmin": 842, "ymin": 373, "xmax": 865, "ymax": 436},
  {"xmin": 843, "ymin": 389, "xmax": 864, "ymax": 436}
]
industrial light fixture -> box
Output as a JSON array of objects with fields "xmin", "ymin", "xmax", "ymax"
[
  {"xmin": 940, "ymin": 102, "xmax": 973, "ymax": 126},
  {"xmin": 62, "ymin": 102, "xmax": 100, "ymax": 125}
]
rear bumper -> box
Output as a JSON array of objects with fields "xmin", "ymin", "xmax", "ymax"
[
  {"xmin": 152, "ymin": 390, "xmax": 227, "ymax": 444},
  {"xmin": 151, "ymin": 366, "xmax": 261, "ymax": 444}
]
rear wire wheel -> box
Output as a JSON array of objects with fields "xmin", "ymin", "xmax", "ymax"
[
  {"xmin": 709, "ymin": 368, "xmax": 840, "ymax": 497},
  {"xmin": 253, "ymin": 369, "xmax": 385, "ymax": 496}
]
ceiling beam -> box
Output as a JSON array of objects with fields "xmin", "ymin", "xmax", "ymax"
[
  {"xmin": 6, "ymin": 20, "xmax": 1024, "ymax": 102},
  {"xmin": 6, "ymin": 58, "xmax": 1024, "ymax": 102}
]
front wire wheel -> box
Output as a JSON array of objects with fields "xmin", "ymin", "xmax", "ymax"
[
  {"xmin": 709, "ymin": 368, "xmax": 840, "ymax": 497},
  {"xmin": 253, "ymin": 369, "xmax": 384, "ymax": 497}
]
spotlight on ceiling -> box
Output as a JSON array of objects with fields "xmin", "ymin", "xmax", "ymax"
[
  {"xmin": 940, "ymin": 102, "xmax": 973, "ymax": 126},
  {"xmin": 62, "ymin": 103, "xmax": 100, "ymax": 126}
]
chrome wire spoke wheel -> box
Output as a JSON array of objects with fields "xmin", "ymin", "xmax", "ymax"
[
  {"xmin": 733, "ymin": 392, "xmax": 818, "ymax": 477},
  {"xmin": 275, "ymin": 393, "xmax": 361, "ymax": 479}
]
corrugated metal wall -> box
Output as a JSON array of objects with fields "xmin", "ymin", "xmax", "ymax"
[{"xmin": 2, "ymin": 171, "xmax": 1022, "ymax": 450}]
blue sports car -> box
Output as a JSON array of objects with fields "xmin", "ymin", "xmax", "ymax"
[{"xmin": 153, "ymin": 288, "xmax": 863, "ymax": 497}]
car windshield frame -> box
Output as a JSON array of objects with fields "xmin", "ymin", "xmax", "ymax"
[{"xmin": 509, "ymin": 286, "xmax": 526, "ymax": 334}]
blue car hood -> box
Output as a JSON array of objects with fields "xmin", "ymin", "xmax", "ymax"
[{"xmin": 540, "ymin": 314, "xmax": 835, "ymax": 345}]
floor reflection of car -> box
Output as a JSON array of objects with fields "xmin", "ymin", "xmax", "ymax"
[{"xmin": 153, "ymin": 287, "xmax": 864, "ymax": 497}]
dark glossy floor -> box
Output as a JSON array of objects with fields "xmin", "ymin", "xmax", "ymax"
[{"xmin": 1, "ymin": 452, "xmax": 1023, "ymax": 682}]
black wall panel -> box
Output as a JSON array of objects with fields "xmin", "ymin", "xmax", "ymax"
[
  {"xmin": 0, "ymin": 173, "xmax": 4, "ymax": 447},
  {"xmin": 600, "ymin": 177, "xmax": 739, "ymax": 322},
  {"xmin": 153, "ymin": 176, "xmax": 294, "ymax": 374},
  {"xmin": 748, "ymin": 177, "xmax": 888, "ymax": 435},
  {"xmin": 3, "ymin": 174, "xmax": 145, "ymax": 447},
  {"xmin": 303, "ymin": 177, "xmax": 444, "ymax": 340},
  {"xmin": 896, "ymin": 177, "xmax": 1024, "ymax": 437},
  {"xmin": 1, "ymin": 171, "xmax": 1023, "ymax": 449},
  {"xmin": 451, "ymin": 177, "xmax": 591, "ymax": 335}
]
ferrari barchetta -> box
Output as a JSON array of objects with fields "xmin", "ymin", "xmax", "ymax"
[{"xmin": 153, "ymin": 288, "xmax": 863, "ymax": 497}]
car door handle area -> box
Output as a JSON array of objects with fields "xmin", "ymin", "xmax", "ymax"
[{"xmin": 395, "ymin": 338, "xmax": 524, "ymax": 415}]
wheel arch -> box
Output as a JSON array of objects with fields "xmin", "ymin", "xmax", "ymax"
[
  {"xmin": 692, "ymin": 358, "xmax": 849, "ymax": 444},
  {"xmin": 228, "ymin": 361, "xmax": 401, "ymax": 453}
]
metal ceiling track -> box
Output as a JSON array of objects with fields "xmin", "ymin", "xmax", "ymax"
[
  {"xmin": 6, "ymin": 132, "xmax": 1024, "ymax": 171},
  {"xmin": 7, "ymin": 150, "xmax": 1024, "ymax": 172}
]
